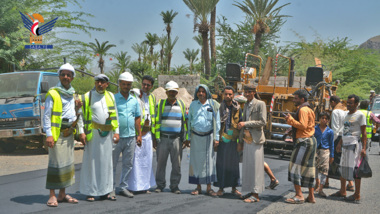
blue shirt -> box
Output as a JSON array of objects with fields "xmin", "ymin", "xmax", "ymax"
[
  {"xmin": 115, "ymin": 92, "xmax": 141, "ymax": 138},
  {"xmin": 187, "ymin": 99, "xmax": 221, "ymax": 140},
  {"xmin": 314, "ymin": 125, "xmax": 334, "ymax": 158}
]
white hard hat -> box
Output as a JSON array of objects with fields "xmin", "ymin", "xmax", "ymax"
[
  {"xmin": 119, "ymin": 71, "xmax": 134, "ymax": 82},
  {"xmin": 370, "ymin": 90, "xmax": 375, "ymax": 93},
  {"xmin": 165, "ymin": 81, "xmax": 179, "ymax": 92},
  {"xmin": 58, "ymin": 63, "xmax": 75, "ymax": 77}
]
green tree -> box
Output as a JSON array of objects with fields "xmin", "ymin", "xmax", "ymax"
[
  {"xmin": 88, "ymin": 38, "xmax": 116, "ymax": 74},
  {"xmin": 165, "ymin": 36, "xmax": 179, "ymax": 73},
  {"xmin": 143, "ymin": 33, "xmax": 159, "ymax": 57},
  {"xmin": 183, "ymin": 0, "xmax": 220, "ymax": 79},
  {"xmin": 160, "ymin": 10, "xmax": 178, "ymax": 41},
  {"xmin": 157, "ymin": 35, "xmax": 167, "ymax": 71},
  {"xmin": 183, "ymin": 48, "xmax": 199, "ymax": 73},
  {"xmin": 141, "ymin": 43, "xmax": 149, "ymax": 64},
  {"xmin": 112, "ymin": 51, "xmax": 131, "ymax": 72},
  {"xmin": 210, "ymin": 7, "xmax": 217, "ymax": 65},
  {"xmin": 72, "ymin": 54, "xmax": 92, "ymax": 75},
  {"xmin": 234, "ymin": 0, "xmax": 290, "ymax": 55},
  {"xmin": 129, "ymin": 61, "xmax": 151, "ymax": 80},
  {"xmin": 132, "ymin": 43, "xmax": 143, "ymax": 63}
]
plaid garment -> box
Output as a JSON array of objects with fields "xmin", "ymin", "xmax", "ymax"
[{"xmin": 288, "ymin": 136, "xmax": 317, "ymax": 188}]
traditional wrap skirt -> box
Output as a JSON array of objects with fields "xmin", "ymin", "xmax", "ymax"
[{"xmin": 288, "ymin": 137, "xmax": 317, "ymax": 188}]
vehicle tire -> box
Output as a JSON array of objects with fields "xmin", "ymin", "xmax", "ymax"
[{"xmin": 0, "ymin": 142, "xmax": 17, "ymax": 153}]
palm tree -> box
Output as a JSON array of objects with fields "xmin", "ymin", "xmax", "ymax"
[
  {"xmin": 143, "ymin": 33, "xmax": 159, "ymax": 57},
  {"xmin": 112, "ymin": 51, "xmax": 131, "ymax": 72},
  {"xmin": 141, "ymin": 43, "xmax": 149, "ymax": 64},
  {"xmin": 234, "ymin": 0, "xmax": 290, "ymax": 55},
  {"xmin": 132, "ymin": 43, "xmax": 143, "ymax": 63},
  {"xmin": 165, "ymin": 36, "xmax": 179, "ymax": 73},
  {"xmin": 72, "ymin": 55, "xmax": 91, "ymax": 72},
  {"xmin": 150, "ymin": 52, "xmax": 160, "ymax": 71},
  {"xmin": 160, "ymin": 10, "xmax": 179, "ymax": 41},
  {"xmin": 88, "ymin": 38, "xmax": 116, "ymax": 74},
  {"xmin": 210, "ymin": 7, "xmax": 216, "ymax": 65},
  {"xmin": 158, "ymin": 35, "xmax": 167, "ymax": 71},
  {"xmin": 193, "ymin": 35, "xmax": 204, "ymax": 66},
  {"xmin": 183, "ymin": 48, "xmax": 199, "ymax": 73},
  {"xmin": 183, "ymin": 0, "xmax": 220, "ymax": 79}
]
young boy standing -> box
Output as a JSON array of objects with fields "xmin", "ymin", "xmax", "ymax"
[{"xmin": 314, "ymin": 112, "xmax": 334, "ymax": 197}]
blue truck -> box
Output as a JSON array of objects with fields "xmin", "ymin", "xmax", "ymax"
[{"xmin": 0, "ymin": 71, "xmax": 59, "ymax": 153}]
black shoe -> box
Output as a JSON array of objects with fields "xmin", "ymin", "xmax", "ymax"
[
  {"xmin": 171, "ymin": 188, "xmax": 181, "ymax": 194},
  {"xmin": 119, "ymin": 189, "xmax": 134, "ymax": 198}
]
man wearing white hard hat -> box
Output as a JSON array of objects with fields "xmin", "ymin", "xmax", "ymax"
[
  {"xmin": 112, "ymin": 71, "xmax": 142, "ymax": 198},
  {"xmin": 369, "ymin": 89, "xmax": 376, "ymax": 106},
  {"xmin": 126, "ymin": 75, "xmax": 157, "ymax": 193},
  {"xmin": 79, "ymin": 73, "xmax": 119, "ymax": 201},
  {"xmin": 154, "ymin": 81, "xmax": 188, "ymax": 194},
  {"xmin": 44, "ymin": 63, "xmax": 83, "ymax": 206}
]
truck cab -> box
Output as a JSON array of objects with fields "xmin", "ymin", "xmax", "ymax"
[{"xmin": 0, "ymin": 71, "xmax": 59, "ymax": 152}]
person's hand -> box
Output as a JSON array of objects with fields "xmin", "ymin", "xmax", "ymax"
[
  {"xmin": 136, "ymin": 135, "xmax": 142, "ymax": 147},
  {"xmin": 284, "ymin": 113, "xmax": 291, "ymax": 121},
  {"xmin": 214, "ymin": 140, "xmax": 219, "ymax": 149},
  {"xmin": 329, "ymin": 157, "xmax": 334, "ymax": 164},
  {"xmin": 183, "ymin": 140, "xmax": 190, "ymax": 148},
  {"xmin": 361, "ymin": 148, "xmax": 366, "ymax": 158},
  {"xmin": 153, "ymin": 138, "xmax": 157, "ymax": 149},
  {"xmin": 46, "ymin": 136, "xmax": 55, "ymax": 148},
  {"xmin": 237, "ymin": 143, "xmax": 243, "ymax": 152},
  {"xmin": 237, "ymin": 122, "xmax": 245, "ymax": 130},
  {"xmin": 113, "ymin": 133, "xmax": 120, "ymax": 144},
  {"xmin": 79, "ymin": 133, "xmax": 86, "ymax": 146}
]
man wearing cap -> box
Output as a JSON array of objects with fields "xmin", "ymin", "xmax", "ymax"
[
  {"xmin": 79, "ymin": 74, "xmax": 119, "ymax": 202},
  {"xmin": 237, "ymin": 84, "xmax": 266, "ymax": 203},
  {"xmin": 44, "ymin": 63, "xmax": 83, "ymax": 207},
  {"xmin": 154, "ymin": 81, "xmax": 188, "ymax": 194},
  {"xmin": 126, "ymin": 75, "xmax": 157, "ymax": 193},
  {"xmin": 369, "ymin": 90, "xmax": 376, "ymax": 106},
  {"xmin": 112, "ymin": 71, "xmax": 142, "ymax": 198},
  {"xmin": 187, "ymin": 84, "xmax": 220, "ymax": 197}
]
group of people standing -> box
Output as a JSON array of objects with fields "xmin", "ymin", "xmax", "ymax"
[{"xmin": 43, "ymin": 63, "xmax": 375, "ymax": 207}]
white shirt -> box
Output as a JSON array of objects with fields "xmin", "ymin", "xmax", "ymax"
[{"xmin": 331, "ymin": 108, "xmax": 348, "ymax": 141}]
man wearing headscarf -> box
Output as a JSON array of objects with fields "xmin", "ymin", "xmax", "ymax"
[
  {"xmin": 44, "ymin": 63, "xmax": 83, "ymax": 207},
  {"xmin": 79, "ymin": 74, "xmax": 119, "ymax": 202},
  {"xmin": 187, "ymin": 84, "xmax": 220, "ymax": 197}
]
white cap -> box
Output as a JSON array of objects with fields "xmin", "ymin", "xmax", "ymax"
[
  {"xmin": 165, "ymin": 81, "xmax": 179, "ymax": 92},
  {"xmin": 58, "ymin": 63, "xmax": 75, "ymax": 77},
  {"xmin": 370, "ymin": 90, "xmax": 375, "ymax": 93},
  {"xmin": 119, "ymin": 71, "xmax": 134, "ymax": 82}
]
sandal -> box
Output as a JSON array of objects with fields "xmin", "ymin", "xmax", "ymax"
[
  {"xmin": 205, "ymin": 189, "xmax": 218, "ymax": 197},
  {"xmin": 346, "ymin": 184, "xmax": 354, "ymax": 191},
  {"xmin": 100, "ymin": 193, "xmax": 116, "ymax": 201},
  {"xmin": 244, "ymin": 195, "xmax": 259, "ymax": 203},
  {"xmin": 57, "ymin": 194, "xmax": 78, "ymax": 204},
  {"xmin": 216, "ymin": 189, "xmax": 224, "ymax": 196},
  {"xmin": 305, "ymin": 197, "xmax": 316, "ymax": 203},
  {"xmin": 240, "ymin": 192, "xmax": 253, "ymax": 200},
  {"xmin": 86, "ymin": 196, "xmax": 95, "ymax": 202},
  {"xmin": 330, "ymin": 191, "xmax": 346, "ymax": 197},
  {"xmin": 191, "ymin": 188, "xmax": 202, "ymax": 195},
  {"xmin": 285, "ymin": 196, "xmax": 304, "ymax": 204},
  {"xmin": 46, "ymin": 197, "xmax": 58, "ymax": 207},
  {"xmin": 344, "ymin": 195, "xmax": 360, "ymax": 204},
  {"xmin": 231, "ymin": 189, "xmax": 242, "ymax": 197}
]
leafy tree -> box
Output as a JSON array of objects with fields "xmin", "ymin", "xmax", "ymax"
[
  {"xmin": 129, "ymin": 61, "xmax": 151, "ymax": 80},
  {"xmin": 183, "ymin": 48, "xmax": 199, "ymax": 73},
  {"xmin": 210, "ymin": 7, "xmax": 217, "ymax": 65},
  {"xmin": 234, "ymin": 0, "xmax": 290, "ymax": 55},
  {"xmin": 157, "ymin": 35, "xmax": 167, "ymax": 71},
  {"xmin": 165, "ymin": 36, "xmax": 179, "ymax": 73},
  {"xmin": 141, "ymin": 43, "xmax": 149, "ymax": 64},
  {"xmin": 132, "ymin": 43, "xmax": 143, "ymax": 63},
  {"xmin": 193, "ymin": 35, "xmax": 204, "ymax": 70},
  {"xmin": 72, "ymin": 54, "xmax": 92, "ymax": 76},
  {"xmin": 112, "ymin": 51, "xmax": 131, "ymax": 72},
  {"xmin": 88, "ymin": 38, "xmax": 116, "ymax": 74},
  {"xmin": 143, "ymin": 33, "xmax": 159, "ymax": 57},
  {"xmin": 183, "ymin": 0, "xmax": 220, "ymax": 79},
  {"xmin": 160, "ymin": 10, "xmax": 178, "ymax": 41}
]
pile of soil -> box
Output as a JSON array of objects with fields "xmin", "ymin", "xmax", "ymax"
[{"xmin": 152, "ymin": 87, "xmax": 194, "ymax": 109}]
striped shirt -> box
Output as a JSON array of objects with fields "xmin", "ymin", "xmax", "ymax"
[{"xmin": 161, "ymin": 100, "xmax": 183, "ymax": 134}]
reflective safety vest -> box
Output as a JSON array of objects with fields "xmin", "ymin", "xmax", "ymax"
[
  {"xmin": 155, "ymin": 98, "xmax": 188, "ymax": 140},
  {"xmin": 46, "ymin": 89, "xmax": 63, "ymax": 142},
  {"xmin": 80, "ymin": 90, "xmax": 118, "ymax": 141},
  {"xmin": 359, "ymin": 109, "xmax": 373, "ymax": 138},
  {"xmin": 131, "ymin": 93, "xmax": 156, "ymax": 133}
]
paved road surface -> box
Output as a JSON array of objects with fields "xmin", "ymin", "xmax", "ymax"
[{"xmin": 1, "ymin": 144, "xmax": 380, "ymax": 214}]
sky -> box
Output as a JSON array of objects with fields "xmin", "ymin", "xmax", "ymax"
[{"xmin": 63, "ymin": 0, "xmax": 380, "ymax": 71}]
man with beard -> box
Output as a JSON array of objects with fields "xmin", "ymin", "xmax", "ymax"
[
  {"xmin": 44, "ymin": 63, "xmax": 83, "ymax": 207},
  {"xmin": 214, "ymin": 86, "xmax": 242, "ymax": 197},
  {"xmin": 79, "ymin": 74, "xmax": 119, "ymax": 202},
  {"xmin": 285, "ymin": 89, "xmax": 316, "ymax": 204},
  {"xmin": 188, "ymin": 84, "xmax": 220, "ymax": 197}
]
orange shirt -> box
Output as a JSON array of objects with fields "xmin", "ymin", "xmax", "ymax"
[{"xmin": 287, "ymin": 106, "xmax": 315, "ymax": 138}]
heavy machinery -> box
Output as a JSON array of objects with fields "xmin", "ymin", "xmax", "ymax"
[{"xmin": 224, "ymin": 54, "xmax": 337, "ymax": 157}]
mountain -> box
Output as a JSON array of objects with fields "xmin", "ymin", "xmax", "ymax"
[{"xmin": 359, "ymin": 35, "xmax": 380, "ymax": 49}]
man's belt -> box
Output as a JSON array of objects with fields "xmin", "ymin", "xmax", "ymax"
[
  {"xmin": 60, "ymin": 122, "xmax": 74, "ymax": 137},
  {"xmin": 92, "ymin": 121, "xmax": 113, "ymax": 131},
  {"xmin": 191, "ymin": 130, "xmax": 213, "ymax": 137},
  {"xmin": 161, "ymin": 133, "xmax": 180, "ymax": 139}
]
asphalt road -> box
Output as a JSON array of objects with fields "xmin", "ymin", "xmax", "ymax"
[{"xmin": 1, "ymin": 143, "xmax": 380, "ymax": 214}]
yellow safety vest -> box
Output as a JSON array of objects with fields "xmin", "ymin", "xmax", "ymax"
[
  {"xmin": 132, "ymin": 93, "xmax": 156, "ymax": 133},
  {"xmin": 359, "ymin": 109, "xmax": 373, "ymax": 138},
  {"xmin": 155, "ymin": 98, "xmax": 188, "ymax": 140},
  {"xmin": 46, "ymin": 89, "xmax": 63, "ymax": 142},
  {"xmin": 80, "ymin": 90, "xmax": 118, "ymax": 141}
]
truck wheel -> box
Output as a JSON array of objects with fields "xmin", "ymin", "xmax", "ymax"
[{"xmin": 0, "ymin": 142, "xmax": 17, "ymax": 153}]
